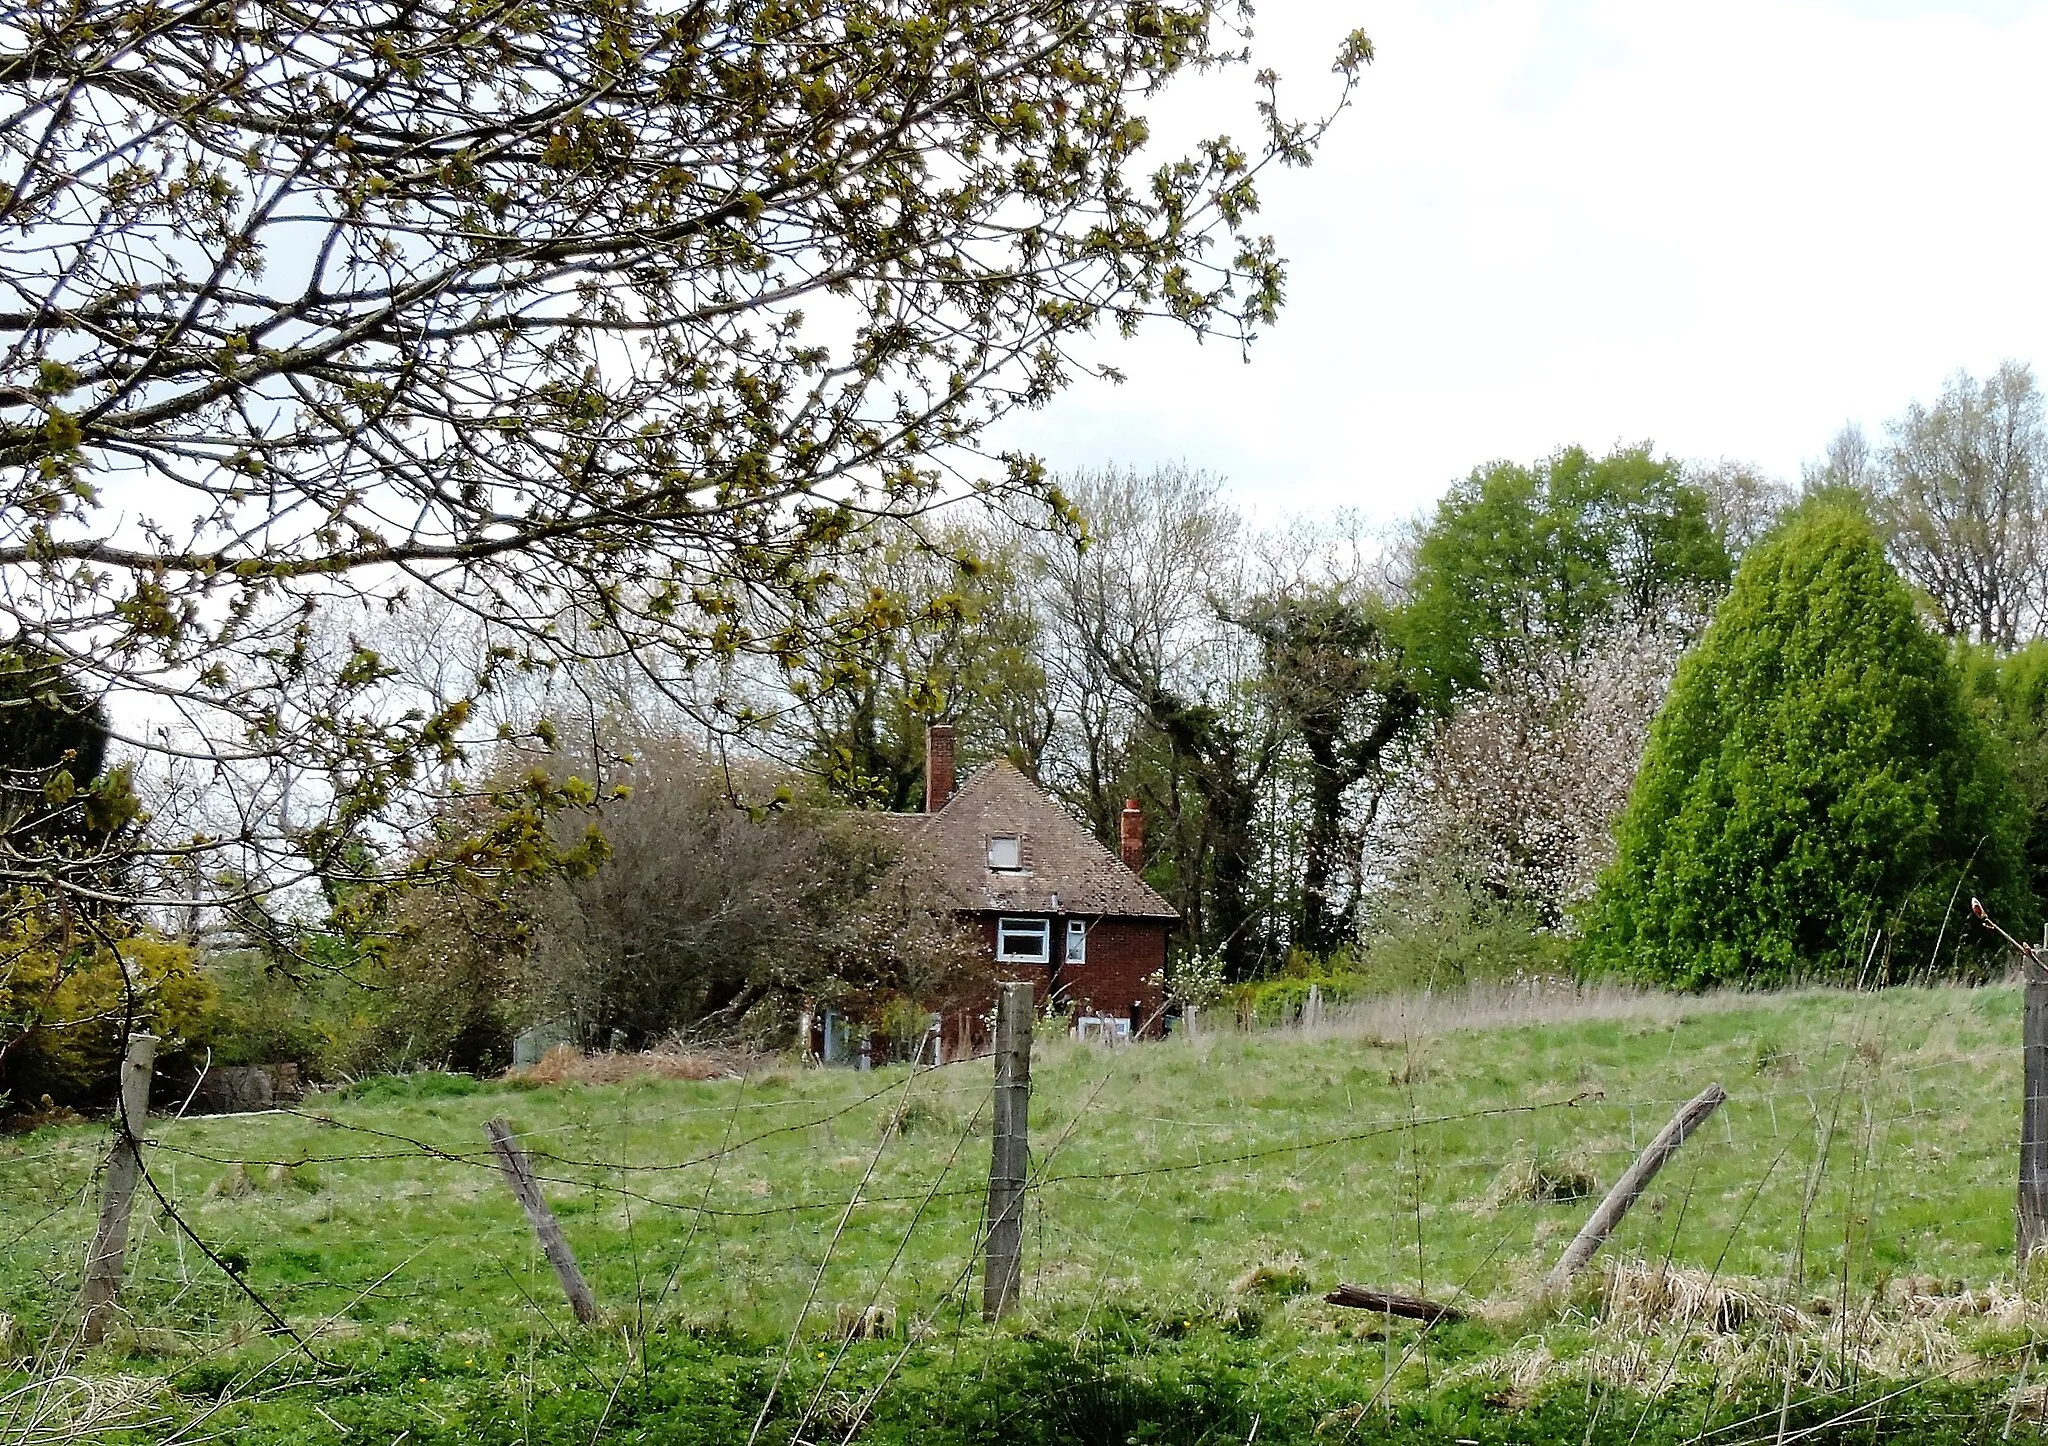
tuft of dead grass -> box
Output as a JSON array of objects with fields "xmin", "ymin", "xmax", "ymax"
[
  {"xmin": 1230, "ymin": 1253, "xmax": 1314, "ymax": 1298},
  {"xmin": 834, "ymin": 1303, "xmax": 895, "ymax": 1340},
  {"xmin": 206, "ymin": 1163, "xmax": 254, "ymax": 1199},
  {"xmin": 507, "ymin": 1042, "xmax": 738, "ymax": 1086},
  {"xmin": 1479, "ymin": 1153, "xmax": 1596, "ymax": 1212},
  {"xmin": 1602, "ymin": 1257, "xmax": 1794, "ymax": 1335}
]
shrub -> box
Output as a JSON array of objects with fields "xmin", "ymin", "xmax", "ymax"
[
  {"xmin": 192, "ymin": 943, "xmax": 380, "ymax": 1079},
  {"xmin": 0, "ymin": 908, "xmax": 212, "ymax": 1105},
  {"xmin": 1957, "ymin": 637, "xmax": 2048, "ymax": 911},
  {"xmin": 383, "ymin": 736, "xmax": 986, "ymax": 1058},
  {"xmin": 1585, "ymin": 503, "xmax": 2028, "ymax": 988},
  {"xmin": 1354, "ymin": 868, "xmax": 1575, "ymax": 994}
]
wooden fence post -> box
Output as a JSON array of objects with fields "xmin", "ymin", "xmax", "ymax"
[
  {"xmin": 982, "ymin": 981, "xmax": 1033, "ymax": 1321},
  {"xmin": 81, "ymin": 1031, "xmax": 157, "ymax": 1343},
  {"xmin": 485, "ymin": 1118, "xmax": 600, "ymax": 1323},
  {"xmin": 1547, "ymin": 1083, "xmax": 1726, "ymax": 1289},
  {"xmin": 2023, "ymin": 946, "xmax": 2048, "ymax": 1267}
]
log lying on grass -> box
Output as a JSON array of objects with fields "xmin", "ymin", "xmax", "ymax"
[{"xmin": 1324, "ymin": 1285, "xmax": 1467, "ymax": 1324}]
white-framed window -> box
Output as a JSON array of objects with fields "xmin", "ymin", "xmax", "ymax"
[
  {"xmin": 1065, "ymin": 918, "xmax": 1087, "ymax": 963},
  {"xmin": 995, "ymin": 916, "xmax": 1051, "ymax": 963},
  {"xmin": 986, "ymin": 834, "xmax": 1021, "ymax": 870}
]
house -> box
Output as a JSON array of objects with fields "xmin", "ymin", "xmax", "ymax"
[{"xmin": 886, "ymin": 724, "xmax": 1180, "ymax": 1042}]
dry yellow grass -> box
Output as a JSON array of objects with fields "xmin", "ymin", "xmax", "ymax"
[{"xmin": 506, "ymin": 1042, "xmax": 737, "ymax": 1085}]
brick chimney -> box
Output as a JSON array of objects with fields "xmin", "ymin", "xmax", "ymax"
[
  {"xmin": 1119, "ymin": 798, "xmax": 1144, "ymax": 872},
  {"xmin": 924, "ymin": 723, "xmax": 956, "ymax": 813}
]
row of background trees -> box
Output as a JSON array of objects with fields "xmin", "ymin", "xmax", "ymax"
[
  {"xmin": 762, "ymin": 361, "xmax": 2048, "ymax": 991},
  {"xmin": 12, "ymin": 361, "xmax": 2048, "ymax": 1093},
  {"xmin": 10, "ymin": 0, "xmax": 2042, "ymax": 1098}
]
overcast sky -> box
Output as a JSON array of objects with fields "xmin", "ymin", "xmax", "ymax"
[{"xmin": 989, "ymin": 0, "xmax": 2048, "ymax": 526}]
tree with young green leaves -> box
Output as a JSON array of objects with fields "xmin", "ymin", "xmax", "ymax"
[
  {"xmin": 1, "ymin": 0, "xmax": 1370, "ymax": 929},
  {"xmin": 1403, "ymin": 444, "xmax": 1730, "ymax": 708},
  {"xmin": 790, "ymin": 524, "xmax": 1050, "ymax": 811},
  {"xmin": 1239, "ymin": 584, "xmax": 1418, "ymax": 954},
  {"xmin": 1585, "ymin": 504, "xmax": 2027, "ymax": 989}
]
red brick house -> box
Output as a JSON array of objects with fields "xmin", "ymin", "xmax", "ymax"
[{"xmin": 887, "ymin": 724, "xmax": 1179, "ymax": 1040}]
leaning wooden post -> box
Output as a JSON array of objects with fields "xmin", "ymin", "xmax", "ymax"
[
  {"xmin": 81, "ymin": 1031, "xmax": 158, "ymax": 1343},
  {"xmin": 982, "ymin": 981, "xmax": 1033, "ymax": 1321},
  {"xmin": 485, "ymin": 1118, "xmax": 600, "ymax": 1323},
  {"xmin": 1547, "ymin": 1083, "xmax": 1726, "ymax": 1289}
]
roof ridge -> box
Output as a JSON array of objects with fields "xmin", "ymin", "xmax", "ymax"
[{"xmin": 908, "ymin": 757, "xmax": 1177, "ymax": 919}]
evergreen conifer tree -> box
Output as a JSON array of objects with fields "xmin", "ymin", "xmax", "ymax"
[{"xmin": 1585, "ymin": 503, "xmax": 2027, "ymax": 987}]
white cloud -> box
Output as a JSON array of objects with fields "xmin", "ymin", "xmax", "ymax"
[{"xmin": 989, "ymin": 0, "xmax": 2048, "ymax": 524}]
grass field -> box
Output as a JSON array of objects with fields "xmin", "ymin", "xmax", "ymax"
[{"xmin": 4, "ymin": 982, "xmax": 2046, "ymax": 1443}]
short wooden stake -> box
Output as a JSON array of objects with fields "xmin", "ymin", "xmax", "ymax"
[
  {"xmin": 2023, "ymin": 954, "xmax": 2048, "ymax": 1266},
  {"xmin": 982, "ymin": 981, "xmax": 1033, "ymax": 1321},
  {"xmin": 485, "ymin": 1118, "xmax": 600, "ymax": 1323},
  {"xmin": 82, "ymin": 1031, "xmax": 157, "ymax": 1343},
  {"xmin": 1548, "ymin": 1083, "xmax": 1727, "ymax": 1289}
]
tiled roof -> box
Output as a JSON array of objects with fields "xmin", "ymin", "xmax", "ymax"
[{"xmin": 873, "ymin": 760, "xmax": 1178, "ymax": 920}]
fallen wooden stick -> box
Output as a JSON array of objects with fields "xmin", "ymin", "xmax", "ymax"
[
  {"xmin": 1547, "ymin": 1082, "xmax": 1727, "ymax": 1289},
  {"xmin": 1323, "ymin": 1285, "xmax": 1466, "ymax": 1324}
]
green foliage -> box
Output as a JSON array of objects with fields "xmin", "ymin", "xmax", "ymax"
[
  {"xmin": 193, "ymin": 946, "xmax": 382, "ymax": 1078},
  {"xmin": 1404, "ymin": 444, "xmax": 1730, "ymax": 708},
  {"xmin": 1240, "ymin": 584, "xmax": 1421, "ymax": 953},
  {"xmin": 1587, "ymin": 504, "xmax": 2027, "ymax": 988},
  {"xmin": 1356, "ymin": 875, "xmax": 1575, "ymax": 993},
  {"xmin": 1223, "ymin": 879, "xmax": 1573, "ymax": 1022},
  {"xmin": 0, "ymin": 907, "xmax": 212, "ymax": 1104},
  {"xmin": 1957, "ymin": 637, "xmax": 2048, "ymax": 910},
  {"xmin": 0, "ymin": 641, "xmax": 106, "ymax": 790}
]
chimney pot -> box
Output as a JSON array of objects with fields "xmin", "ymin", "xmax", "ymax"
[
  {"xmin": 924, "ymin": 723, "xmax": 956, "ymax": 813},
  {"xmin": 1120, "ymin": 798, "xmax": 1144, "ymax": 873}
]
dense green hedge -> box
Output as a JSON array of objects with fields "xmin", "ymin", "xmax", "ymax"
[{"xmin": 1586, "ymin": 502, "xmax": 2028, "ymax": 988}]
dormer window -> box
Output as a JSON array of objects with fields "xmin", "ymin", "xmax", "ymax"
[{"xmin": 987, "ymin": 834, "xmax": 1021, "ymax": 870}]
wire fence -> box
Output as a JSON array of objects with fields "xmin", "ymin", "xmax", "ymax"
[{"xmin": 0, "ymin": 981, "xmax": 2043, "ymax": 1442}]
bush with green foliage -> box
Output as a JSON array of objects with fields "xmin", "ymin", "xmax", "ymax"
[
  {"xmin": 0, "ymin": 906, "xmax": 211, "ymax": 1105},
  {"xmin": 1354, "ymin": 868, "xmax": 1575, "ymax": 992},
  {"xmin": 1957, "ymin": 638, "xmax": 2048, "ymax": 911},
  {"xmin": 1585, "ymin": 503, "xmax": 2028, "ymax": 988},
  {"xmin": 192, "ymin": 942, "xmax": 385, "ymax": 1080}
]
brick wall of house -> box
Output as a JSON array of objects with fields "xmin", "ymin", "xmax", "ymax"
[{"xmin": 972, "ymin": 913, "xmax": 1168, "ymax": 1036}]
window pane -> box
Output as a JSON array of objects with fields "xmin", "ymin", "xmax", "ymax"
[
  {"xmin": 987, "ymin": 834, "xmax": 1021, "ymax": 869},
  {"xmin": 1066, "ymin": 919, "xmax": 1086, "ymax": 963},
  {"xmin": 996, "ymin": 916, "xmax": 1049, "ymax": 962}
]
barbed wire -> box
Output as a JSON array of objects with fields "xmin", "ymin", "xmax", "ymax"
[{"xmin": 4, "ymin": 990, "xmax": 2043, "ymax": 1446}]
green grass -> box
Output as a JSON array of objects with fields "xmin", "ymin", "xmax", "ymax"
[{"xmin": 2, "ymin": 983, "xmax": 2043, "ymax": 1442}]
